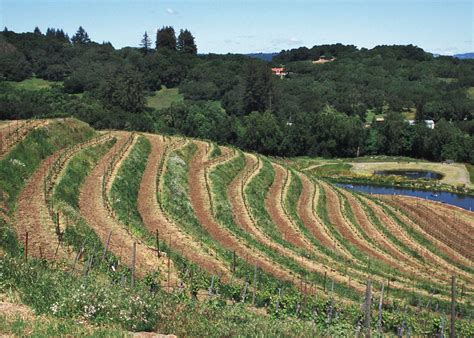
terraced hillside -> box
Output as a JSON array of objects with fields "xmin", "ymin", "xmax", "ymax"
[{"xmin": 1, "ymin": 119, "xmax": 473, "ymax": 336}]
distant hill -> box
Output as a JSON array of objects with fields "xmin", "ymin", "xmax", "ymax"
[
  {"xmin": 454, "ymin": 52, "xmax": 474, "ymax": 59},
  {"xmin": 246, "ymin": 52, "xmax": 278, "ymax": 61}
]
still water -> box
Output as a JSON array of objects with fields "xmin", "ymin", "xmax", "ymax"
[
  {"xmin": 338, "ymin": 183, "xmax": 474, "ymax": 211},
  {"xmin": 374, "ymin": 170, "xmax": 443, "ymax": 180}
]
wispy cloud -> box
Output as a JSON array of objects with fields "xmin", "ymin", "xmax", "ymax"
[
  {"xmin": 224, "ymin": 39, "xmax": 240, "ymax": 45},
  {"xmin": 432, "ymin": 46, "xmax": 459, "ymax": 55},
  {"xmin": 271, "ymin": 37, "xmax": 303, "ymax": 47},
  {"xmin": 166, "ymin": 8, "xmax": 178, "ymax": 15}
]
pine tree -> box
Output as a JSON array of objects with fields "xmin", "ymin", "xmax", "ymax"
[
  {"xmin": 140, "ymin": 31, "xmax": 151, "ymax": 54},
  {"xmin": 156, "ymin": 26, "xmax": 176, "ymax": 50},
  {"xmin": 33, "ymin": 26, "xmax": 42, "ymax": 35},
  {"xmin": 71, "ymin": 26, "xmax": 91, "ymax": 45},
  {"xmin": 177, "ymin": 29, "xmax": 197, "ymax": 54},
  {"xmin": 46, "ymin": 28, "xmax": 55, "ymax": 37}
]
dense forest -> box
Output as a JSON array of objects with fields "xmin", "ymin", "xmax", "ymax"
[{"xmin": 1, "ymin": 26, "xmax": 473, "ymax": 163}]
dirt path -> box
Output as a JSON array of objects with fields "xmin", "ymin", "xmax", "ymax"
[
  {"xmin": 265, "ymin": 164, "xmax": 313, "ymax": 251},
  {"xmin": 360, "ymin": 195, "xmax": 474, "ymax": 288},
  {"xmin": 79, "ymin": 132, "xmax": 174, "ymax": 282},
  {"xmin": 378, "ymin": 196, "xmax": 474, "ymax": 271},
  {"xmin": 138, "ymin": 134, "xmax": 231, "ymax": 280},
  {"xmin": 382, "ymin": 196, "xmax": 472, "ymax": 261},
  {"xmin": 188, "ymin": 141, "xmax": 305, "ymax": 287}
]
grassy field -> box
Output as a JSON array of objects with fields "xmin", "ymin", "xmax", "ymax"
[
  {"xmin": 146, "ymin": 87, "xmax": 184, "ymax": 110},
  {"xmin": 467, "ymin": 164, "xmax": 474, "ymax": 184},
  {"xmin": 467, "ymin": 87, "xmax": 474, "ymax": 100},
  {"xmin": 6, "ymin": 78, "xmax": 59, "ymax": 90}
]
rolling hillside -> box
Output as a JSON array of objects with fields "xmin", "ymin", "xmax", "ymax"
[{"xmin": 0, "ymin": 118, "xmax": 473, "ymax": 336}]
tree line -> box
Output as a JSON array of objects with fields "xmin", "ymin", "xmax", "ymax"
[{"xmin": 0, "ymin": 27, "xmax": 472, "ymax": 163}]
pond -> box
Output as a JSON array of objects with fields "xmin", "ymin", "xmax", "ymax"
[
  {"xmin": 374, "ymin": 170, "xmax": 443, "ymax": 180},
  {"xmin": 338, "ymin": 183, "xmax": 474, "ymax": 211}
]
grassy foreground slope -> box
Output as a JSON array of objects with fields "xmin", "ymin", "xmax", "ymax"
[{"xmin": 0, "ymin": 119, "xmax": 473, "ymax": 337}]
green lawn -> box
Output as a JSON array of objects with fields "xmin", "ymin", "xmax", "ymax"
[
  {"xmin": 146, "ymin": 87, "xmax": 184, "ymax": 110},
  {"xmin": 466, "ymin": 164, "xmax": 474, "ymax": 184},
  {"xmin": 467, "ymin": 87, "xmax": 474, "ymax": 100},
  {"xmin": 7, "ymin": 78, "xmax": 59, "ymax": 90}
]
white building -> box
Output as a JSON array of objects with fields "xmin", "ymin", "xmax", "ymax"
[{"xmin": 406, "ymin": 119, "xmax": 435, "ymax": 129}]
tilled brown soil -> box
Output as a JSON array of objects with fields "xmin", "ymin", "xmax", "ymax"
[
  {"xmin": 297, "ymin": 173, "xmax": 352, "ymax": 259},
  {"xmin": 360, "ymin": 195, "xmax": 473, "ymax": 286},
  {"xmin": 412, "ymin": 199, "xmax": 474, "ymax": 243},
  {"xmin": 378, "ymin": 197, "xmax": 473, "ymax": 271},
  {"xmin": 15, "ymin": 152, "xmax": 72, "ymax": 261},
  {"xmin": 265, "ymin": 164, "xmax": 312, "ymax": 251},
  {"xmin": 322, "ymin": 183, "xmax": 391, "ymax": 264},
  {"xmin": 188, "ymin": 141, "xmax": 300, "ymax": 286},
  {"xmin": 0, "ymin": 120, "xmax": 48, "ymax": 160},
  {"xmin": 382, "ymin": 196, "xmax": 473, "ymax": 261},
  {"xmin": 320, "ymin": 183, "xmax": 456, "ymax": 300},
  {"xmin": 79, "ymin": 132, "xmax": 173, "ymax": 280},
  {"xmin": 225, "ymin": 153, "xmax": 366, "ymax": 293},
  {"xmin": 138, "ymin": 134, "xmax": 231, "ymax": 280},
  {"xmin": 339, "ymin": 188, "xmax": 452, "ymax": 286}
]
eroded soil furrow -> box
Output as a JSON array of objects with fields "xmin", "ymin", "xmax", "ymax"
[
  {"xmin": 138, "ymin": 134, "xmax": 231, "ymax": 280},
  {"xmin": 79, "ymin": 132, "xmax": 173, "ymax": 280}
]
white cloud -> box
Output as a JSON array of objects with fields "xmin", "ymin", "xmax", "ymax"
[{"xmin": 166, "ymin": 8, "xmax": 177, "ymax": 15}]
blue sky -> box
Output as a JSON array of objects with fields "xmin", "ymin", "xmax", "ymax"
[{"xmin": 1, "ymin": 0, "xmax": 472, "ymax": 54}]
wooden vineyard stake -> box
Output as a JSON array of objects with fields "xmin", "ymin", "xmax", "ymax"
[
  {"xmin": 378, "ymin": 282, "xmax": 385, "ymax": 334},
  {"xmin": 323, "ymin": 271, "xmax": 327, "ymax": 292},
  {"xmin": 102, "ymin": 230, "xmax": 112, "ymax": 262},
  {"xmin": 364, "ymin": 279, "xmax": 372, "ymax": 338},
  {"xmin": 241, "ymin": 282, "xmax": 248, "ymax": 303},
  {"xmin": 252, "ymin": 264, "xmax": 258, "ymax": 305},
  {"xmin": 232, "ymin": 250, "xmax": 236, "ymax": 273},
  {"xmin": 131, "ymin": 242, "xmax": 136, "ymax": 288},
  {"xmin": 24, "ymin": 231, "xmax": 28, "ymax": 261},
  {"xmin": 73, "ymin": 241, "xmax": 85, "ymax": 273},
  {"xmin": 156, "ymin": 229, "xmax": 160, "ymax": 258},
  {"xmin": 208, "ymin": 275, "xmax": 215, "ymax": 296},
  {"xmin": 168, "ymin": 254, "xmax": 171, "ymax": 290},
  {"xmin": 450, "ymin": 276, "xmax": 456, "ymax": 338}
]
